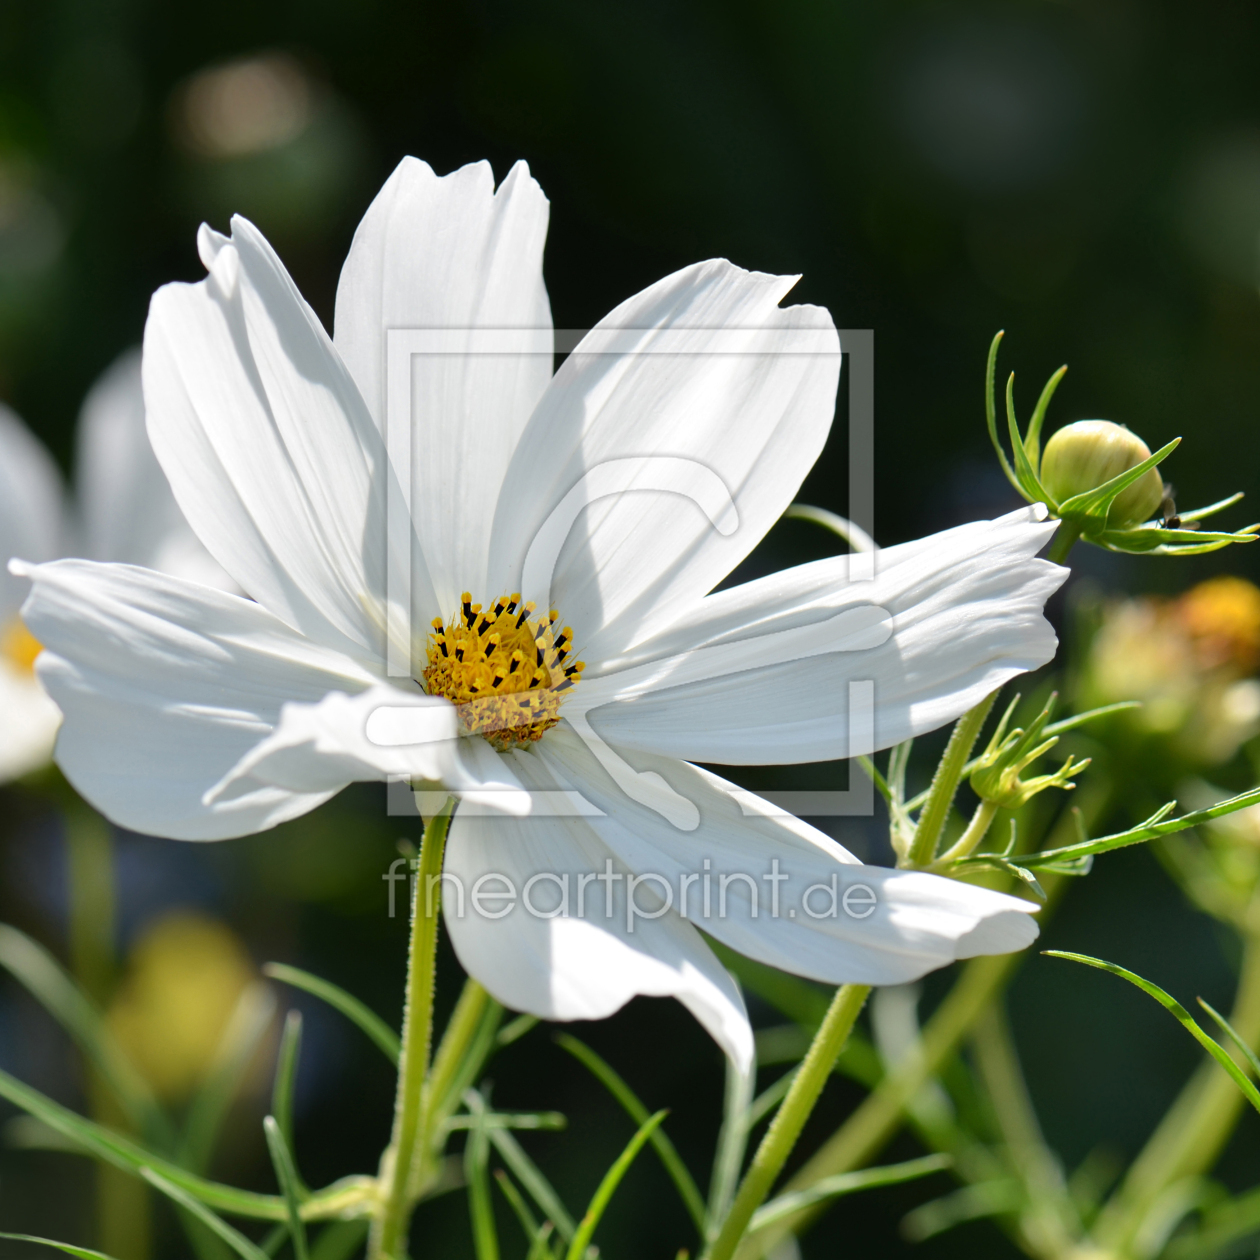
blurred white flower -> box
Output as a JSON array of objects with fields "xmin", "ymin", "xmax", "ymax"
[
  {"xmin": 18, "ymin": 159, "xmax": 1067, "ymax": 1067},
  {"xmin": 1, "ymin": 350, "xmax": 230, "ymax": 782}
]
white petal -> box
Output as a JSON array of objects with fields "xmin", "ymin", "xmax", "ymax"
[
  {"xmin": 334, "ymin": 158, "xmax": 552, "ymax": 613},
  {"xmin": 487, "ymin": 260, "xmax": 840, "ymax": 662},
  {"xmin": 75, "ymin": 348, "xmax": 234, "ymax": 589},
  {"xmin": 444, "ymin": 748, "xmax": 752, "ymax": 1070},
  {"xmin": 574, "ymin": 507, "xmax": 1064, "ymax": 763},
  {"xmin": 17, "ymin": 558, "xmax": 381, "ymax": 839},
  {"xmin": 0, "ymin": 663, "xmax": 60, "ymax": 783},
  {"xmin": 537, "ymin": 728, "xmax": 1039, "ymax": 987},
  {"xmin": 142, "ymin": 216, "xmax": 426, "ymax": 663},
  {"xmin": 0, "ymin": 404, "xmax": 66, "ymax": 621},
  {"xmin": 209, "ymin": 684, "xmax": 530, "ymax": 816}
]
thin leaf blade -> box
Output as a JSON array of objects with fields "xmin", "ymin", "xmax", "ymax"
[
  {"xmin": 263, "ymin": 963, "xmax": 400, "ymax": 1065},
  {"xmin": 565, "ymin": 1111, "xmax": 668, "ymax": 1260}
]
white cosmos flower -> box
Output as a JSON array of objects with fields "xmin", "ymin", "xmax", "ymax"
[
  {"xmin": 15, "ymin": 158, "xmax": 1067, "ymax": 1069},
  {"xmin": 1, "ymin": 351, "xmax": 230, "ymax": 783}
]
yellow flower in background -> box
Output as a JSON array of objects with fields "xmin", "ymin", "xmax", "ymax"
[
  {"xmin": 1176, "ymin": 575, "xmax": 1260, "ymax": 671},
  {"xmin": 1080, "ymin": 575, "xmax": 1260, "ymax": 765},
  {"xmin": 107, "ymin": 912, "xmax": 256, "ymax": 1102}
]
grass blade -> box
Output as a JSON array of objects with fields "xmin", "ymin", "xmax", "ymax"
[
  {"xmin": 309, "ymin": 1222, "xmax": 367, "ymax": 1260},
  {"xmin": 1045, "ymin": 953, "xmax": 1260, "ymax": 1114},
  {"xmin": 565, "ymin": 1111, "xmax": 667, "ymax": 1260},
  {"xmin": 141, "ymin": 1167, "xmax": 270, "ymax": 1260},
  {"xmin": 484, "ymin": 1124, "xmax": 576, "ymax": 1242},
  {"xmin": 181, "ymin": 982, "xmax": 276, "ymax": 1173},
  {"xmin": 495, "ymin": 1169, "xmax": 542, "ymax": 1241},
  {"xmin": 748, "ymin": 1153, "xmax": 953, "ymax": 1232},
  {"xmin": 1198, "ymin": 999, "xmax": 1260, "ymax": 1079},
  {"xmin": 264, "ymin": 1116, "xmax": 309, "ymax": 1260},
  {"xmin": 0, "ymin": 923, "xmax": 171, "ymax": 1145},
  {"xmin": 555, "ymin": 1034, "xmax": 706, "ymax": 1235},
  {"xmin": 465, "ymin": 1105, "xmax": 500, "ymax": 1260},
  {"xmin": 272, "ymin": 1011, "xmax": 304, "ymax": 1159},
  {"xmin": 0, "ymin": 1234, "xmax": 119, "ymax": 1260},
  {"xmin": 708, "ymin": 1049, "xmax": 756, "ymax": 1233},
  {"xmin": 263, "ymin": 963, "xmax": 400, "ymax": 1065},
  {"xmin": 0, "ymin": 1064, "xmax": 285, "ymax": 1217}
]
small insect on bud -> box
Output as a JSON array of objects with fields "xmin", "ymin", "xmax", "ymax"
[{"xmin": 1039, "ymin": 420, "xmax": 1165, "ymax": 528}]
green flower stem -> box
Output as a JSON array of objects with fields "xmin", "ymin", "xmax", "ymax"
[
  {"xmin": 741, "ymin": 781, "xmax": 1111, "ymax": 1259},
  {"xmin": 739, "ymin": 953, "xmax": 1020, "ymax": 1258},
  {"xmin": 932, "ymin": 798, "xmax": 1000, "ymax": 869},
  {"xmin": 415, "ymin": 977, "xmax": 494, "ymax": 1191},
  {"xmin": 905, "ymin": 692, "xmax": 998, "ymax": 869},
  {"xmin": 704, "ymin": 983, "xmax": 872, "ymax": 1260},
  {"xmin": 1045, "ymin": 520, "xmax": 1082, "ymax": 567},
  {"xmin": 65, "ymin": 798, "xmax": 151, "ymax": 1260},
  {"xmin": 64, "ymin": 800, "xmax": 115, "ymax": 1007},
  {"xmin": 1091, "ymin": 914, "xmax": 1260, "ymax": 1256},
  {"xmin": 370, "ymin": 800, "xmax": 454, "ymax": 1260},
  {"xmin": 971, "ymin": 1003, "xmax": 1080, "ymax": 1256}
]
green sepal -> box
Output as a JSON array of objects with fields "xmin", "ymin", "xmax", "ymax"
[
  {"xmin": 1095, "ymin": 521, "xmax": 1259, "ymax": 556},
  {"xmin": 1006, "ymin": 373, "xmax": 1054, "ymax": 505},
  {"xmin": 1056, "ymin": 437, "xmax": 1179, "ymax": 524},
  {"xmin": 984, "ymin": 332, "xmax": 1023, "ymax": 498},
  {"xmin": 1024, "ymin": 364, "xmax": 1067, "ymax": 470}
]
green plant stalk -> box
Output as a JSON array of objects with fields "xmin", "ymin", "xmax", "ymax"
[
  {"xmin": 739, "ymin": 953, "xmax": 1021, "ymax": 1258},
  {"xmin": 369, "ymin": 801, "xmax": 454, "ymax": 1260},
  {"xmin": 1091, "ymin": 917, "xmax": 1260, "ymax": 1255},
  {"xmin": 906, "ymin": 693, "xmax": 998, "ymax": 868},
  {"xmin": 933, "ymin": 799, "xmax": 1000, "ymax": 868},
  {"xmin": 971, "ymin": 1004, "xmax": 1080, "ymax": 1257},
  {"xmin": 1045, "ymin": 521, "xmax": 1082, "ymax": 567},
  {"xmin": 66, "ymin": 799, "xmax": 150, "ymax": 1260},
  {"xmin": 414, "ymin": 977, "xmax": 498, "ymax": 1196},
  {"xmin": 704, "ymin": 984, "xmax": 871, "ymax": 1260},
  {"xmin": 741, "ymin": 780, "xmax": 1109, "ymax": 1258}
]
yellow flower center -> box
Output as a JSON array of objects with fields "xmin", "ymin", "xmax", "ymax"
[
  {"xmin": 422, "ymin": 592, "xmax": 584, "ymax": 752},
  {"xmin": 2, "ymin": 617, "xmax": 41, "ymax": 676}
]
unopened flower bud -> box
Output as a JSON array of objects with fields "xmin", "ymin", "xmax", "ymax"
[{"xmin": 1040, "ymin": 420, "xmax": 1164, "ymax": 527}]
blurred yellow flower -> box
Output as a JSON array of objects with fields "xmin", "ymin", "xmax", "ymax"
[
  {"xmin": 1080, "ymin": 575, "xmax": 1260, "ymax": 765},
  {"xmin": 1176, "ymin": 575, "xmax": 1260, "ymax": 671},
  {"xmin": 107, "ymin": 912, "xmax": 256, "ymax": 1102}
]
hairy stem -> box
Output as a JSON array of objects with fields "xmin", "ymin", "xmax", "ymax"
[
  {"xmin": 370, "ymin": 801, "xmax": 453, "ymax": 1260},
  {"xmin": 704, "ymin": 984, "xmax": 871, "ymax": 1260},
  {"xmin": 906, "ymin": 692, "xmax": 998, "ymax": 869}
]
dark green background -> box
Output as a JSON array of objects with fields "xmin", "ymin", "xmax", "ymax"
[{"xmin": 2, "ymin": 1, "xmax": 1259, "ymax": 1256}]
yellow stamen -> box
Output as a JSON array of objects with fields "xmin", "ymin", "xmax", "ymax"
[
  {"xmin": 2, "ymin": 617, "xmax": 41, "ymax": 676},
  {"xmin": 422, "ymin": 595, "xmax": 583, "ymax": 752}
]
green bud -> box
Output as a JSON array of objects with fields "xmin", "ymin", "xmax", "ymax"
[{"xmin": 1039, "ymin": 420, "xmax": 1165, "ymax": 527}]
